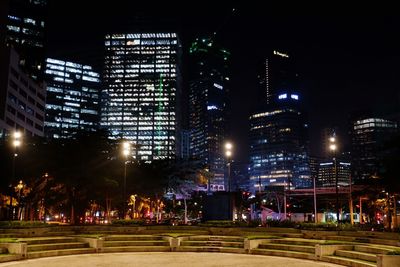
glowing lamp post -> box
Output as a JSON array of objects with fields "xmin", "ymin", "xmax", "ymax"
[
  {"xmin": 122, "ymin": 141, "xmax": 131, "ymax": 219},
  {"xmin": 225, "ymin": 142, "xmax": 233, "ymax": 192},
  {"xmin": 329, "ymin": 136, "xmax": 339, "ymax": 223}
]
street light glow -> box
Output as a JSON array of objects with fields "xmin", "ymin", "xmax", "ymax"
[
  {"xmin": 122, "ymin": 141, "xmax": 130, "ymax": 157},
  {"xmin": 329, "ymin": 144, "xmax": 337, "ymax": 151},
  {"xmin": 13, "ymin": 140, "xmax": 21, "ymax": 147},
  {"xmin": 14, "ymin": 132, "xmax": 22, "ymax": 139},
  {"xmin": 329, "ymin": 137, "xmax": 335, "ymax": 143},
  {"xmin": 225, "ymin": 150, "xmax": 232, "ymax": 157},
  {"xmin": 225, "ymin": 142, "xmax": 233, "ymax": 150}
]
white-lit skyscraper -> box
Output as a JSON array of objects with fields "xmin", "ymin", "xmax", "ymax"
[{"xmin": 101, "ymin": 33, "xmax": 181, "ymax": 161}]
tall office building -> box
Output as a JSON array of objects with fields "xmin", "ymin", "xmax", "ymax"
[
  {"xmin": 101, "ymin": 33, "xmax": 181, "ymax": 161},
  {"xmin": 4, "ymin": 0, "xmax": 47, "ymax": 81},
  {"xmin": 256, "ymin": 50, "xmax": 298, "ymax": 106},
  {"xmin": 0, "ymin": 47, "xmax": 46, "ymax": 137},
  {"xmin": 44, "ymin": 58, "xmax": 101, "ymax": 139},
  {"xmin": 249, "ymin": 93, "xmax": 311, "ymax": 192},
  {"xmin": 351, "ymin": 116, "xmax": 398, "ymax": 182},
  {"xmin": 317, "ymin": 160, "xmax": 351, "ymax": 187},
  {"xmin": 188, "ymin": 38, "xmax": 230, "ymax": 191}
]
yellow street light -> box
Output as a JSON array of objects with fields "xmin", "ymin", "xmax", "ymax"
[{"xmin": 329, "ymin": 144, "xmax": 337, "ymax": 151}]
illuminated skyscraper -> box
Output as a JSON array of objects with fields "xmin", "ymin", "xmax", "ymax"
[
  {"xmin": 249, "ymin": 93, "xmax": 311, "ymax": 192},
  {"xmin": 101, "ymin": 33, "xmax": 181, "ymax": 161},
  {"xmin": 3, "ymin": 0, "xmax": 47, "ymax": 81},
  {"xmin": 256, "ymin": 50, "xmax": 298, "ymax": 106},
  {"xmin": 188, "ymin": 38, "xmax": 230, "ymax": 191},
  {"xmin": 44, "ymin": 58, "xmax": 100, "ymax": 139}
]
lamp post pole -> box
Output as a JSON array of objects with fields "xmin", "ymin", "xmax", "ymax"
[
  {"xmin": 313, "ymin": 175, "xmax": 317, "ymax": 223},
  {"xmin": 122, "ymin": 141, "xmax": 131, "ymax": 219},
  {"xmin": 9, "ymin": 131, "xmax": 22, "ymax": 220},
  {"xmin": 224, "ymin": 142, "xmax": 233, "ymax": 192},
  {"xmin": 329, "ymin": 136, "xmax": 339, "ymax": 224}
]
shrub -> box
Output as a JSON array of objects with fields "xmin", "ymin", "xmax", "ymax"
[
  {"xmin": 388, "ymin": 250, "xmax": 400, "ymax": 255},
  {"xmin": 0, "ymin": 221, "xmax": 47, "ymax": 229},
  {"xmin": 111, "ymin": 219, "xmax": 145, "ymax": 226},
  {"xmin": 266, "ymin": 219, "xmax": 297, "ymax": 228}
]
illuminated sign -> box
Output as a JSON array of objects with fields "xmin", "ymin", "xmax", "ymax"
[
  {"xmin": 213, "ymin": 83, "xmax": 223, "ymax": 90},
  {"xmin": 278, "ymin": 93, "xmax": 287, "ymax": 99},
  {"xmin": 207, "ymin": 105, "xmax": 218, "ymax": 110},
  {"xmin": 273, "ymin": 50, "xmax": 289, "ymax": 58},
  {"xmin": 290, "ymin": 94, "xmax": 299, "ymax": 100}
]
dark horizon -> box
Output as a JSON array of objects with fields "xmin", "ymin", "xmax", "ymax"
[{"xmin": 46, "ymin": 2, "xmax": 400, "ymax": 161}]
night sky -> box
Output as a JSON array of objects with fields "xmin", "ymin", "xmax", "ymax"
[{"xmin": 46, "ymin": 2, "xmax": 400, "ymax": 161}]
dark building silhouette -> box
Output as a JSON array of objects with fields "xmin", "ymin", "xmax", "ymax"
[
  {"xmin": 351, "ymin": 115, "xmax": 398, "ymax": 182},
  {"xmin": 4, "ymin": 0, "xmax": 47, "ymax": 82},
  {"xmin": 188, "ymin": 37, "xmax": 230, "ymax": 191}
]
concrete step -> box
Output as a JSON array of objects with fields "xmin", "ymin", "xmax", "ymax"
[
  {"xmin": 101, "ymin": 246, "xmax": 171, "ymax": 253},
  {"xmin": 27, "ymin": 242, "xmax": 88, "ymax": 252},
  {"xmin": 258, "ymin": 243, "xmax": 315, "ymax": 253},
  {"xmin": 186, "ymin": 236, "xmax": 244, "ymax": 242},
  {"xmin": 321, "ymin": 255, "xmax": 376, "ymax": 267},
  {"xmin": 27, "ymin": 248, "xmax": 96, "ymax": 259},
  {"xmin": 250, "ymin": 248, "xmax": 315, "ymax": 260},
  {"xmin": 45, "ymin": 231, "xmax": 76, "ymax": 236},
  {"xmin": 19, "ymin": 237, "xmax": 76, "ymax": 245},
  {"xmin": 104, "ymin": 240, "xmax": 169, "ymax": 247},
  {"xmin": 104, "ymin": 235, "xmax": 164, "ymax": 241},
  {"xmin": 0, "ymin": 254, "xmax": 22, "ymax": 263},
  {"xmin": 177, "ymin": 246, "xmax": 246, "ymax": 254},
  {"xmin": 355, "ymin": 245, "xmax": 393, "ymax": 255},
  {"xmin": 336, "ymin": 250, "xmax": 377, "ymax": 262},
  {"xmin": 180, "ymin": 240, "xmax": 243, "ymax": 248}
]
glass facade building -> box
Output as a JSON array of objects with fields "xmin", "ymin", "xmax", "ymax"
[
  {"xmin": 317, "ymin": 161, "xmax": 351, "ymax": 187},
  {"xmin": 4, "ymin": 0, "xmax": 47, "ymax": 81},
  {"xmin": 101, "ymin": 33, "xmax": 181, "ymax": 161},
  {"xmin": 249, "ymin": 94, "xmax": 311, "ymax": 192},
  {"xmin": 44, "ymin": 58, "xmax": 100, "ymax": 139},
  {"xmin": 188, "ymin": 38, "xmax": 230, "ymax": 191},
  {"xmin": 351, "ymin": 117, "xmax": 398, "ymax": 182}
]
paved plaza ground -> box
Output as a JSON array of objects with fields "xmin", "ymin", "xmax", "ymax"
[{"xmin": 0, "ymin": 252, "xmax": 343, "ymax": 267}]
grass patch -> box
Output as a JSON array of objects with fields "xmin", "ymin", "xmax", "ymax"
[
  {"xmin": 245, "ymin": 235, "xmax": 281, "ymax": 240},
  {"xmin": 0, "ymin": 238, "xmax": 18, "ymax": 243},
  {"xmin": 74, "ymin": 234, "xmax": 104, "ymax": 239},
  {"xmin": 156, "ymin": 233, "xmax": 196, "ymax": 238}
]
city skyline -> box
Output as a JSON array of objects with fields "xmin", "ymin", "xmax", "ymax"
[{"xmin": 44, "ymin": 3, "xmax": 400, "ymax": 160}]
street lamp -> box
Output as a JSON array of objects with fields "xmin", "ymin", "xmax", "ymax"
[
  {"xmin": 9, "ymin": 131, "xmax": 22, "ymax": 220},
  {"xmin": 225, "ymin": 142, "xmax": 233, "ymax": 192},
  {"xmin": 329, "ymin": 135, "xmax": 339, "ymax": 223},
  {"xmin": 122, "ymin": 141, "xmax": 131, "ymax": 219}
]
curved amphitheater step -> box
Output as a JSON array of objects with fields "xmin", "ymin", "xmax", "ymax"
[
  {"xmin": 251, "ymin": 238, "xmax": 317, "ymax": 260},
  {"xmin": 321, "ymin": 255, "xmax": 376, "ymax": 267},
  {"xmin": 321, "ymin": 243, "xmax": 399, "ymax": 267},
  {"xmin": 17, "ymin": 237, "xmax": 94, "ymax": 259},
  {"xmin": 177, "ymin": 235, "xmax": 246, "ymax": 253},
  {"xmin": 101, "ymin": 235, "xmax": 170, "ymax": 253}
]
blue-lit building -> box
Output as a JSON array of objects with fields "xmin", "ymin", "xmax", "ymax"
[
  {"xmin": 188, "ymin": 38, "xmax": 230, "ymax": 191},
  {"xmin": 249, "ymin": 93, "xmax": 311, "ymax": 192},
  {"xmin": 44, "ymin": 58, "xmax": 100, "ymax": 139},
  {"xmin": 101, "ymin": 33, "xmax": 181, "ymax": 161}
]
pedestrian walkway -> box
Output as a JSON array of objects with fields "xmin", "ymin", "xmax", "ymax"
[{"xmin": 0, "ymin": 252, "xmax": 343, "ymax": 267}]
